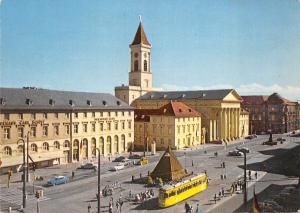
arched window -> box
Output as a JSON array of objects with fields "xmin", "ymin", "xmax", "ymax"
[
  {"xmin": 42, "ymin": 142, "xmax": 49, "ymax": 151},
  {"xmin": 64, "ymin": 140, "xmax": 70, "ymax": 148},
  {"xmin": 18, "ymin": 145, "xmax": 23, "ymax": 153},
  {"xmin": 54, "ymin": 141, "xmax": 60, "ymax": 150},
  {"xmin": 144, "ymin": 60, "xmax": 147, "ymax": 71},
  {"xmin": 31, "ymin": 144, "xmax": 38, "ymax": 152},
  {"xmin": 114, "ymin": 135, "xmax": 119, "ymax": 153},
  {"xmin": 91, "ymin": 138, "xmax": 96, "ymax": 157},
  {"xmin": 4, "ymin": 146, "xmax": 12, "ymax": 156},
  {"xmin": 134, "ymin": 60, "xmax": 138, "ymax": 71}
]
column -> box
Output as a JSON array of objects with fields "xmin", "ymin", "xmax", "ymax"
[
  {"xmin": 227, "ymin": 108, "xmax": 231, "ymax": 140},
  {"xmin": 209, "ymin": 120, "xmax": 213, "ymax": 142},
  {"xmin": 222, "ymin": 109, "xmax": 226, "ymax": 141},
  {"xmin": 218, "ymin": 110, "xmax": 222, "ymax": 141},
  {"xmin": 214, "ymin": 120, "xmax": 217, "ymax": 141},
  {"xmin": 231, "ymin": 108, "xmax": 235, "ymax": 140},
  {"xmin": 237, "ymin": 108, "xmax": 240, "ymax": 138}
]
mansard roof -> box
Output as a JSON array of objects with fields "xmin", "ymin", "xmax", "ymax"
[
  {"xmin": 0, "ymin": 87, "xmax": 133, "ymax": 111},
  {"xmin": 138, "ymin": 89, "xmax": 238, "ymax": 101}
]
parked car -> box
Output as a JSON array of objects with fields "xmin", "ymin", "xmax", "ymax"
[
  {"xmin": 228, "ymin": 150, "xmax": 244, "ymax": 156},
  {"xmin": 245, "ymin": 135, "xmax": 254, "ymax": 139},
  {"xmin": 47, "ymin": 176, "xmax": 69, "ymax": 186},
  {"xmin": 129, "ymin": 154, "xmax": 141, "ymax": 159},
  {"xmin": 113, "ymin": 156, "xmax": 128, "ymax": 162},
  {"xmin": 109, "ymin": 163, "xmax": 125, "ymax": 171},
  {"xmin": 276, "ymin": 137, "xmax": 286, "ymax": 142},
  {"xmin": 262, "ymin": 141, "xmax": 277, "ymax": 146},
  {"xmin": 134, "ymin": 157, "xmax": 149, "ymax": 165},
  {"xmin": 78, "ymin": 163, "xmax": 97, "ymax": 170},
  {"xmin": 237, "ymin": 147, "xmax": 250, "ymax": 153}
]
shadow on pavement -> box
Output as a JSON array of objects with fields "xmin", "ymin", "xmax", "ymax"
[{"xmin": 132, "ymin": 197, "xmax": 158, "ymax": 210}]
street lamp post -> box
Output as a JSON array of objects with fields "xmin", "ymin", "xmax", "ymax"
[
  {"xmin": 17, "ymin": 138, "xmax": 26, "ymax": 208},
  {"xmin": 237, "ymin": 148, "xmax": 247, "ymax": 204},
  {"xmin": 96, "ymin": 148, "xmax": 101, "ymax": 213},
  {"xmin": 26, "ymin": 132, "xmax": 30, "ymax": 182}
]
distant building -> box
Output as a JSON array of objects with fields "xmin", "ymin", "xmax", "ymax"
[
  {"xmin": 0, "ymin": 87, "xmax": 134, "ymax": 171},
  {"xmin": 242, "ymin": 93, "xmax": 300, "ymax": 134},
  {"xmin": 133, "ymin": 90, "xmax": 244, "ymax": 144},
  {"xmin": 239, "ymin": 108, "xmax": 249, "ymax": 137},
  {"xmin": 115, "ymin": 17, "xmax": 160, "ymax": 105},
  {"xmin": 134, "ymin": 101, "xmax": 202, "ymax": 150}
]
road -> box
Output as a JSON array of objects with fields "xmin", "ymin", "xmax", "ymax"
[{"xmin": 1, "ymin": 134, "xmax": 299, "ymax": 213}]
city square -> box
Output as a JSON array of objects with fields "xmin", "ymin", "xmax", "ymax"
[{"xmin": 1, "ymin": 0, "xmax": 300, "ymax": 212}]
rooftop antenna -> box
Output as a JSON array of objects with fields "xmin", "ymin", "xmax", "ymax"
[{"xmin": 139, "ymin": 15, "xmax": 142, "ymax": 23}]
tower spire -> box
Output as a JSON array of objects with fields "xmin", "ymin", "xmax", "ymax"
[
  {"xmin": 139, "ymin": 15, "xmax": 142, "ymax": 23},
  {"xmin": 131, "ymin": 16, "xmax": 151, "ymax": 46}
]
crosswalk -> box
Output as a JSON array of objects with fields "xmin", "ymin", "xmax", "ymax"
[{"xmin": 0, "ymin": 186, "xmax": 50, "ymax": 211}]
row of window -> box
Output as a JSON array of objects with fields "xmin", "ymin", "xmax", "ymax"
[
  {"xmin": 2, "ymin": 134, "xmax": 126, "ymax": 156},
  {"xmin": 2, "ymin": 111, "xmax": 133, "ymax": 120},
  {"xmin": 162, "ymin": 178, "xmax": 206, "ymax": 198},
  {"xmin": 3, "ymin": 121, "xmax": 132, "ymax": 139}
]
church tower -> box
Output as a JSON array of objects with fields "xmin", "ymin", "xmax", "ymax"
[
  {"xmin": 129, "ymin": 16, "xmax": 152, "ymax": 89},
  {"xmin": 115, "ymin": 17, "xmax": 159, "ymax": 105}
]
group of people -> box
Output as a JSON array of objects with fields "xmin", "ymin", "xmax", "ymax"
[
  {"xmin": 102, "ymin": 181, "xmax": 121, "ymax": 197},
  {"xmin": 108, "ymin": 196, "xmax": 124, "ymax": 213},
  {"xmin": 134, "ymin": 189, "xmax": 154, "ymax": 203},
  {"xmin": 185, "ymin": 202, "xmax": 201, "ymax": 213}
]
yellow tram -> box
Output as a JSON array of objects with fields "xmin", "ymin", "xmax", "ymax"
[{"xmin": 158, "ymin": 173, "xmax": 207, "ymax": 208}]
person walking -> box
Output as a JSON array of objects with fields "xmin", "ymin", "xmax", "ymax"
[
  {"xmin": 185, "ymin": 202, "xmax": 189, "ymax": 213},
  {"xmin": 255, "ymin": 171, "xmax": 258, "ymax": 179},
  {"xmin": 195, "ymin": 204, "xmax": 200, "ymax": 213}
]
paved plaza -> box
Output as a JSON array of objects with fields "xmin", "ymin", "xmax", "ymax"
[{"xmin": 1, "ymin": 134, "xmax": 299, "ymax": 213}]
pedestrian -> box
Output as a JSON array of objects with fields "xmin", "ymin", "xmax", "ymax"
[
  {"xmin": 116, "ymin": 201, "xmax": 120, "ymax": 213},
  {"xmin": 195, "ymin": 203, "xmax": 200, "ymax": 213},
  {"xmin": 129, "ymin": 190, "xmax": 132, "ymax": 199},
  {"xmin": 218, "ymin": 190, "xmax": 222, "ymax": 199},
  {"xmin": 221, "ymin": 188, "xmax": 225, "ymax": 197},
  {"xmin": 185, "ymin": 202, "xmax": 189, "ymax": 213},
  {"xmin": 72, "ymin": 171, "xmax": 75, "ymax": 179},
  {"xmin": 214, "ymin": 193, "xmax": 217, "ymax": 203},
  {"xmin": 255, "ymin": 171, "xmax": 258, "ymax": 179},
  {"xmin": 248, "ymin": 170, "xmax": 251, "ymax": 178}
]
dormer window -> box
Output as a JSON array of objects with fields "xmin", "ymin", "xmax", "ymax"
[
  {"xmin": 163, "ymin": 94, "xmax": 167, "ymax": 99},
  {"xmin": 150, "ymin": 94, "xmax": 154, "ymax": 99},
  {"xmin": 0, "ymin": 98, "xmax": 6, "ymax": 106},
  {"xmin": 179, "ymin": 109, "xmax": 182, "ymax": 112},
  {"xmin": 116, "ymin": 101, "xmax": 121, "ymax": 106},
  {"xmin": 26, "ymin": 98, "xmax": 33, "ymax": 106},
  {"xmin": 49, "ymin": 99, "xmax": 55, "ymax": 106},
  {"xmin": 188, "ymin": 109, "xmax": 192, "ymax": 112},
  {"xmin": 102, "ymin": 101, "xmax": 107, "ymax": 106},
  {"xmin": 181, "ymin": 94, "xmax": 186, "ymax": 98},
  {"xmin": 87, "ymin": 100, "xmax": 92, "ymax": 106}
]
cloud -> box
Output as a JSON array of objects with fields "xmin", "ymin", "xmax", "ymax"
[{"xmin": 160, "ymin": 83, "xmax": 300, "ymax": 101}]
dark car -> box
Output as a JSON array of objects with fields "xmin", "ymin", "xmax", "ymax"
[
  {"xmin": 228, "ymin": 150, "xmax": 244, "ymax": 156},
  {"xmin": 262, "ymin": 141, "xmax": 277, "ymax": 146},
  {"xmin": 276, "ymin": 137, "xmax": 286, "ymax": 142},
  {"xmin": 113, "ymin": 156, "xmax": 128, "ymax": 162},
  {"xmin": 129, "ymin": 154, "xmax": 141, "ymax": 159}
]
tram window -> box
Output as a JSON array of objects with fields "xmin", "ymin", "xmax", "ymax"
[
  {"xmin": 164, "ymin": 193, "xmax": 169, "ymax": 198},
  {"xmin": 170, "ymin": 191, "xmax": 176, "ymax": 197}
]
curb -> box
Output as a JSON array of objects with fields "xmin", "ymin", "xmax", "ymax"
[{"xmin": 205, "ymin": 171, "xmax": 267, "ymax": 213}]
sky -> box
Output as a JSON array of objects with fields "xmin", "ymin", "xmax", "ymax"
[{"xmin": 1, "ymin": 0, "xmax": 300, "ymax": 101}]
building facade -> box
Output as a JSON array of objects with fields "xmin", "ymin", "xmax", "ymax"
[
  {"xmin": 242, "ymin": 93, "xmax": 300, "ymax": 134},
  {"xmin": 133, "ymin": 90, "xmax": 244, "ymax": 144},
  {"xmin": 0, "ymin": 88, "xmax": 134, "ymax": 170},
  {"xmin": 239, "ymin": 108, "xmax": 249, "ymax": 137},
  {"xmin": 134, "ymin": 101, "xmax": 202, "ymax": 150},
  {"xmin": 115, "ymin": 17, "xmax": 160, "ymax": 105}
]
